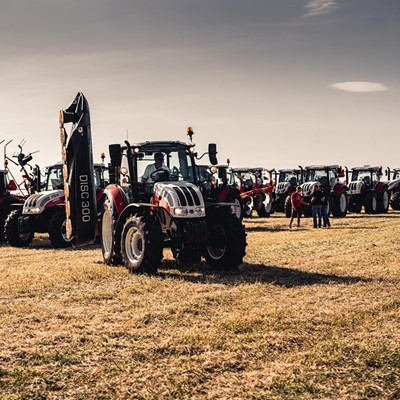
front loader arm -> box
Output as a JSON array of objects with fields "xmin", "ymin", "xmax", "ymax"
[{"xmin": 59, "ymin": 92, "xmax": 97, "ymax": 246}]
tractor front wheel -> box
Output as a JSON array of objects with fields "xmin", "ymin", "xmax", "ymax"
[
  {"xmin": 48, "ymin": 212, "xmax": 74, "ymax": 248},
  {"xmin": 226, "ymin": 191, "xmax": 243, "ymax": 220},
  {"xmin": 101, "ymin": 197, "xmax": 121, "ymax": 265},
  {"xmin": 121, "ymin": 214, "xmax": 163, "ymax": 273},
  {"xmin": 203, "ymin": 210, "xmax": 246, "ymax": 271},
  {"xmin": 284, "ymin": 196, "xmax": 292, "ymax": 218},
  {"xmin": 4, "ymin": 210, "xmax": 33, "ymax": 247},
  {"xmin": 257, "ymin": 193, "xmax": 272, "ymax": 217}
]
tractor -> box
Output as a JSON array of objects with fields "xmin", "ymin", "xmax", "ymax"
[
  {"xmin": 59, "ymin": 93, "xmax": 247, "ymax": 273},
  {"xmin": 197, "ymin": 163, "xmax": 243, "ymax": 219},
  {"xmin": 346, "ymin": 166, "xmax": 389, "ymax": 214},
  {"xmin": 232, "ymin": 167, "xmax": 275, "ymax": 218},
  {"xmin": 4, "ymin": 160, "xmax": 109, "ymax": 248},
  {"xmin": 300, "ymin": 165, "xmax": 348, "ymax": 217},
  {"xmin": 271, "ymin": 168, "xmax": 304, "ymax": 217},
  {"xmin": 385, "ymin": 168, "xmax": 400, "ymax": 210}
]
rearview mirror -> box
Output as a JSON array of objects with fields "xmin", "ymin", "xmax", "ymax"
[
  {"xmin": 208, "ymin": 143, "xmax": 218, "ymax": 165},
  {"xmin": 109, "ymin": 144, "xmax": 122, "ymax": 167}
]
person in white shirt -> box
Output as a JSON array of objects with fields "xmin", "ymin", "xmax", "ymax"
[{"xmin": 142, "ymin": 152, "xmax": 170, "ymax": 183}]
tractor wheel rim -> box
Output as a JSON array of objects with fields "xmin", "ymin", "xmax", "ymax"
[
  {"xmin": 102, "ymin": 207, "xmax": 113, "ymax": 255},
  {"xmin": 340, "ymin": 194, "xmax": 347, "ymax": 212},
  {"xmin": 263, "ymin": 194, "xmax": 272, "ymax": 212},
  {"xmin": 383, "ymin": 192, "xmax": 389, "ymax": 208},
  {"xmin": 125, "ymin": 226, "xmax": 143, "ymax": 264},
  {"xmin": 62, "ymin": 220, "xmax": 74, "ymax": 242},
  {"xmin": 372, "ymin": 197, "xmax": 377, "ymax": 210},
  {"xmin": 207, "ymin": 224, "xmax": 227, "ymax": 260}
]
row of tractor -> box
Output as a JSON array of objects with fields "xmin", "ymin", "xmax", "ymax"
[{"xmin": 1, "ymin": 92, "xmax": 399, "ymax": 274}]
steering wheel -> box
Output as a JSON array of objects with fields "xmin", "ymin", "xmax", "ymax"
[{"xmin": 150, "ymin": 169, "xmax": 170, "ymax": 182}]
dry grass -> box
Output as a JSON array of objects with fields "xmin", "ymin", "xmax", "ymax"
[{"xmin": 1, "ymin": 212, "xmax": 399, "ymax": 399}]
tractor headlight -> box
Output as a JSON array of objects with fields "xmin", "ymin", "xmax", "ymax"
[
  {"xmin": 174, "ymin": 207, "xmax": 189, "ymax": 216},
  {"xmin": 27, "ymin": 207, "xmax": 41, "ymax": 214},
  {"xmin": 194, "ymin": 206, "xmax": 205, "ymax": 216}
]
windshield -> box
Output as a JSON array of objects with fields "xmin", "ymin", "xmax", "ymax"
[
  {"xmin": 279, "ymin": 171, "xmax": 298, "ymax": 184},
  {"xmin": 351, "ymin": 170, "xmax": 379, "ymax": 183},
  {"xmin": 393, "ymin": 170, "xmax": 400, "ymax": 180},
  {"xmin": 305, "ymin": 169, "xmax": 327, "ymax": 182}
]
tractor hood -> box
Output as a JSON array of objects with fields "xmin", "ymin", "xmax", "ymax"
[
  {"xmin": 22, "ymin": 190, "xmax": 64, "ymax": 215},
  {"xmin": 276, "ymin": 182, "xmax": 290, "ymax": 194},
  {"xmin": 347, "ymin": 181, "xmax": 364, "ymax": 194},
  {"xmin": 154, "ymin": 181, "xmax": 206, "ymax": 218},
  {"xmin": 301, "ymin": 181, "xmax": 318, "ymax": 196}
]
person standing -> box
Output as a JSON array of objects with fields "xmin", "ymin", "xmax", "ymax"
[
  {"xmin": 321, "ymin": 186, "xmax": 331, "ymax": 228},
  {"xmin": 289, "ymin": 186, "xmax": 310, "ymax": 229},
  {"xmin": 311, "ymin": 184, "xmax": 324, "ymax": 228}
]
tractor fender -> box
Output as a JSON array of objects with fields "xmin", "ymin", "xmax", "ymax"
[
  {"xmin": 218, "ymin": 186, "xmax": 231, "ymax": 202},
  {"xmin": 219, "ymin": 187, "xmax": 241, "ymax": 203},
  {"xmin": 333, "ymin": 183, "xmax": 348, "ymax": 196},
  {"xmin": 102, "ymin": 185, "xmax": 129, "ymax": 217},
  {"xmin": 376, "ymin": 182, "xmax": 387, "ymax": 193}
]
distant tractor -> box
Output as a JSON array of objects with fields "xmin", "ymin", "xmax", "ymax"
[
  {"xmin": 300, "ymin": 165, "xmax": 348, "ymax": 217},
  {"xmin": 232, "ymin": 167, "xmax": 275, "ymax": 217},
  {"xmin": 272, "ymin": 168, "xmax": 304, "ymax": 217},
  {"xmin": 385, "ymin": 168, "xmax": 400, "ymax": 210},
  {"xmin": 197, "ymin": 164, "xmax": 243, "ymax": 219},
  {"xmin": 346, "ymin": 166, "xmax": 389, "ymax": 214},
  {"xmin": 4, "ymin": 162, "xmax": 108, "ymax": 248}
]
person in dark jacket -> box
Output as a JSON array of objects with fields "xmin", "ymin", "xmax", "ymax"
[
  {"xmin": 311, "ymin": 184, "xmax": 324, "ymax": 228},
  {"xmin": 321, "ymin": 186, "xmax": 331, "ymax": 227}
]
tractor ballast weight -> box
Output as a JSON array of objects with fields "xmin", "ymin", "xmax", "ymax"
[{"xmin": 60, "ymin": 93, "xmax": 97, "ymax": 246}]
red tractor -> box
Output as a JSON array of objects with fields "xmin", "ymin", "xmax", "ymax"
[
  {"xmin": 197, "ymin": 163, "xmax": 243, "ymax": 219},
  {"xmin": 271, "ymin": 168, "xmax": 304, "ymax": 217},
  {"xmin": 59, "ymin": 93, "xmax": 247, "ymax": 273},
  {"xmin": 346, "ymin": 166, "xmax": 389, "ymax": 214},
  {"xmin": 385, "ymin": 168, "xmax": 400, "ymax": 210},
  {"xmin": 300, "ymin": 165, "xmax": 348, "ymax": 217},
  {"xmin": 232, "ymin": 167, "xmax": 275, "ymax": 217}
]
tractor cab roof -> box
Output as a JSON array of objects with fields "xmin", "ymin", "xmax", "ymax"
[
  {"xmin": 279, "ymin": 168, "xmax": 302, "ymax": 173},
  {"xmin": 121, "ymin": 141, "xmax": 193, "ymax": 153},
  {"xmin": 232, "ymin": 167, "xmax": 263, "ymax": 173},
  {"xmin": 351, "ymin": 166, "xmax": 381, "ymax": 172},
  {"xmin": 305, "ymin": 165, "xmax": 340, "ymax": 170}
]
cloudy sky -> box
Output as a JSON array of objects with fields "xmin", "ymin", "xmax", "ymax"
[{"xmin": 1, "ymin": 0, "xmax": 399, "ymax": 174}]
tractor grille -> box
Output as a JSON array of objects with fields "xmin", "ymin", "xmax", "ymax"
[
  {"xmin": 276, "ymin": 182, "xmax": 289, "ymax": 193},
  {"xmin": 173, "ymin": 186, "xmax": 201, "ymax": 207}
]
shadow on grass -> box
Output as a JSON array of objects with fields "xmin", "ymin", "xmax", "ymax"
[{"xmin": 158, "ymin": 261, "xmax": 372, "ymax": 288}]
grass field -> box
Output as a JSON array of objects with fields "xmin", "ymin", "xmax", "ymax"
[{"xmin": 1, "ymin": 212, "xmax": 399, "ymax": 399}]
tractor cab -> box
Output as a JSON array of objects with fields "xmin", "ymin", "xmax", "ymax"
[{"xmin": 273, "ymin": 168, "xmax": 304, "ymax": 215}]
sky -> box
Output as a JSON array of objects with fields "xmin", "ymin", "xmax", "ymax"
[{"xmin": 1, "ymin": 0, "xmax": 399, "ymax": 177}]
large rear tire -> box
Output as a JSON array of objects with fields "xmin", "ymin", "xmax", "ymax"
[
  {"xmin": 378, "ymin": 189, "xmax": 389, "ymax": 213},
  {"xmin": 390, "ymin": 191, "xmax": 400, "ymax": 210},
  {"xmin": 225, "ymin": 191, "xmax": 243, "ymax": 220},
  {"xmin": 101, "ymin": 197, "xmax": 122, "ymax": 265},
  {"xmin": 48, "ymin": 211, "xmax": 75, "ymax": 248},
  {"xmin": 121, "ymin": 214, "xmax": 163, "ymax": 273},
  {"xmin": 203, "ymin": 209, "xmax": 246, "ymax": 271},
  {"xmin": 332, "ymin": 193, "xmax": 348, "ymax": 217},
  {"xmin": 365, "ymin": 192, "xmax": 378, "ymax": 214},
  {"xmin": 4, "ymin": 209, "xmax": 33, "ymax": 247}
]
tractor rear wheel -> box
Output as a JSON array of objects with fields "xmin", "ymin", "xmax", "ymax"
[
  {"xmin": 4, "ymin": 209, "xmax": 33, "ymax": 247},
  {"xmin": 378, "ymin": 189, "xmax": 389, "ymax": 213},
  {"xmin": 284, "ymin": 196, "xmax": 292, "ymax": 218},
  {"xmin": 390, "ymin": 191, "xmax": 400, "ymax": 210},
  {"xmin": 101, "ymin": 197, "xmax": 121, "ymax": 265},
  {"xmin": 365, "ymin": 192, "xmax": 378, "ymax": 214},
  {"xmin": 48, "ymin": 211, "xmax": 75, "ymax": 248},
  {"xmin": 121, "ymin": 214, "xmax": 163, "ymax": 273},
  {"xmin": 203, "ymin": 209, "xmax": 246, "ymax": 271},
  {"xmin": 348, "ymin": 200, "xmax": 362, "ymax": 213},
  {"xmin": 332, "ymin": 193, "xmax": 348, "ymax": 217}
]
